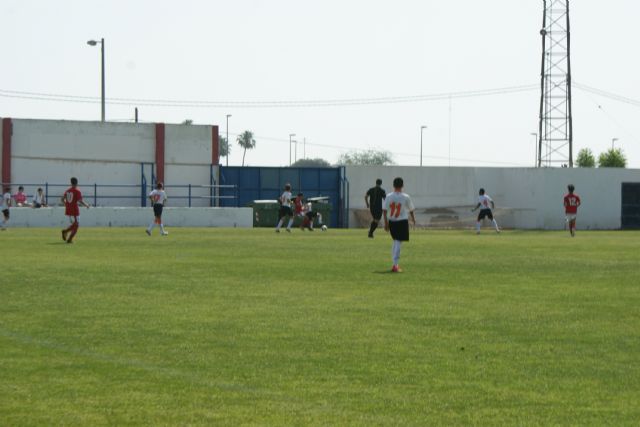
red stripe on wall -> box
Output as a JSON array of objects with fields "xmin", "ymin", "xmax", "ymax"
[
  {"xmin": 2, "ymin": 118, "xmax": 12, "ymax": 186},
  {"xmin": 212, "ymin": 125, "xmax": 219, "ymax": 166},
  {"xmin": 155, "ymin": 123, "xmax": 165, "ymax": 184}
]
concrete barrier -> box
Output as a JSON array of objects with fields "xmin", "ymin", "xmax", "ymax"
[
  {"xmin": 346, "ymin": 165, "xmax": 640, "ymax": 230},
  {"xmin": 4, "ymin": 207, "xmax": 253, "ymax": 228}
]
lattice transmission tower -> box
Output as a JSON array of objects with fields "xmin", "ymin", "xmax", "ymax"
[{"xmin": 537, "ymin": 0, "xmax": 573, "ymax": 167}]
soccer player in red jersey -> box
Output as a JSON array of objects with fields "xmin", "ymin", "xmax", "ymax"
[
  {"xmin": 563, "ymin": 184, "xmax": 581, "ymax": 237},
  {"xmin": 61, "ymin": 177, "xmax": 90, "ymax": 243}
]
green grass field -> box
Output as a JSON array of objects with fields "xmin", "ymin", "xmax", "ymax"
[{"xmin": 1, "ymin": 227, "xmax": 639, "ymax": 425}]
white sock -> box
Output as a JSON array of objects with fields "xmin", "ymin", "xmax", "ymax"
[
  {"xmin": 317, "ymin": 214, "xmax": 323, "ymax": 224},
  {"xmin": 491, "ymin": 219, "xmax": 499, "ymax": 230},
  {"xmin": 476, "ymin": 222, "xmax": 480, "ymax": 232},
  {"xmin": 287, "ymin": 218, "xmax": 294, "ymax": 229},
  {"xmin": 276, "ymin": 219, "xmax": 283, "ymax": 230},
  {"xmin": 392, "ymin": 240, "xmax": 402, "ymax": 266},
  {"xmin": 160, "ymin": 224, "xmax": 165, "ymax": 233},
  {"xmin": 148, "ymin": 222, "xmax": 155, "ymax": 231}
]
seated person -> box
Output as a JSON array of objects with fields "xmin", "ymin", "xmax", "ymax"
[
  {"xmin": 32, "ymin": 187, "xmax": 48, "ymax": 208},
  {"xmin": 13, "ymin": 186, "xmax": 29, "ymax": 207}
]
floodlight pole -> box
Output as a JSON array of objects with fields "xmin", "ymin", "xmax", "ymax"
[
  {"xmin": 530, "ymin": 133, "xmax": 538, "ymax": 167},
  {"xmin": 226, "ymin": 114, "xmax": 232, "ymax": 167},
  {"xmin": 289, "ymin": 133, "xmax": 296, "ymax": 166},
  {"xmin": 420, "ymin": 125, "xmax": 427, "ymax": 166},
  {"xmin": 87, "ymin": 38, "xmax": 105, "ymax": 122}
]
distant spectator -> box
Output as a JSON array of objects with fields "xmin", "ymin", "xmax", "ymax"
[
  {"xmin": 32, "ymin": 187, "xmax": 48, "ymax": 208},
  {"xmin": 13, "ymin": 186, "xmax": 29, "ymax": 207}
]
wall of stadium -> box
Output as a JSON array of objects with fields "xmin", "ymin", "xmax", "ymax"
[
  {"xmin": 346, "ymin": 166, "xmax": 640, "ymax": 230},
  {"xmin": 7, "ymin": 207, "xmax": 253, "ymax": 228},
  {"xmin": 1, "ymin": 118, "xmax": 218, "ymax": 207}
]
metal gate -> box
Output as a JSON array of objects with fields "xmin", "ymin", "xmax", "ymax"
[
  {"xmin": 218, "ymin": 166, "xmax": 349, "ymax": 228},
  {"xmin": 621, "ymin": 183, "xmax": 640, "ymax": 229}
]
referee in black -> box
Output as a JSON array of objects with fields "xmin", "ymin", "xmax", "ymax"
[{"xmin": 365, "ymin": 178, "xmax": 386, "ymax": 238}]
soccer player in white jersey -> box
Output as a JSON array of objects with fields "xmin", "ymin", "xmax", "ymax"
[
  {"xmin": 471, "ymin": 188, "xmax": 500, "ymax": 234},
  {"xmin": 146, "ymin": 182, "xmax": 168, "ymax": 236},
  {"xmin": 1, "ymin": 187, "xmax": 11, "ymax": 230},
  {"xmin": 383, "ymin": 177, "xmax": 416, "ymax": 273},
  {"xmin": 301, "ymin": 201, "xmax": 323, "ymax": 231},
  {"xmin": 276, "ymin": 183, "xmax": 294, "ymax": 232}
]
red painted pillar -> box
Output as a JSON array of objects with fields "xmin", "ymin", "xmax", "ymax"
[
  {"xmin": 155, "ymin": 123, "xmax": 165, "ymax": 184},
  {"xmin": 2, "ymin": 118, "xmax": 12, "ymax": 186},
  {"xmin": 212, "ymin": 125, "xmax": 219, "ymax": 166}
]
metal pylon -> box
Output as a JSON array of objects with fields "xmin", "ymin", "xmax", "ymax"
[{"xmin": 537, "ymin": 0, "xmax": 573, "ymax": 167}]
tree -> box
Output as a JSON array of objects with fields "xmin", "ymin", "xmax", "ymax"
[
  {"xmin": 218, "ymin": 135, "xmax": 230, "ymax": 158},
  {"xmin": 598, "ymin": 148, "xmax": 627, "ymax": 168},
  {"xmin": 182, "ymin": 119, "xmax": 193, "ymax": 125},
  {"xmin": 575, "ymin": 148, "xmax": 596, "ymax": 168},
  {"xmin": 290, "ymin": 158, "xmax": 332, "ymax": 168},
  {"xmin": 336, "ymin": 149, "xmax": 394, "ymax": 166},
  {"xmin": 236, "ymin": 130, "xmax": 256, "ymax": 167}
]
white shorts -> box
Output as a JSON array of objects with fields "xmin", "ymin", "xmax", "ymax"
[{"xmin": 565, "ymin": 214, "xmax": 577, "ymax": 222}]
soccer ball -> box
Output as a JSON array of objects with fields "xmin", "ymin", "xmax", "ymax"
[{"xmin": 321, "ymin": 225, "xmax": 328, "ymax": 231}]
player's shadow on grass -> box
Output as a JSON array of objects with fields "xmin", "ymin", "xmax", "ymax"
[{"xmin": 373, "ymin": 270, "xmax": 400, "ymax": 274}]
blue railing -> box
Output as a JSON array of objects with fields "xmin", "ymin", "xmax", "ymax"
[{"xmin": 2, "ymin": 182, "xmax": 237, "ymax": 208}]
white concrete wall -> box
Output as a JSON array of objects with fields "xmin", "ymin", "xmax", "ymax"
[
  {"xmin": 164, "ymin": 124, "xmax": 214, "ymax": 208},
  {"xmin": 6, "ymin": 119, "xmax": 218, "ymax": 207},
  {"xmin": 5, "ymin": 207, "xmax": 252, "ymax": 228},
  {"xmin": 347, "ymin": 166, "xmax": 640, "ymax": 230}
]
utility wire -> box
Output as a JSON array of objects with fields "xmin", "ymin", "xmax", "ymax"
[
  {"xmin": 573, "ymin": 82, "xmax": 640, "ymax": 109},
  {"xmin": 0, "ymin": 84, "xmax": 538, "ymax": 108},
  {"xmin": 2, "ymin": 83, "xmax": 639, "ymax": 109}
]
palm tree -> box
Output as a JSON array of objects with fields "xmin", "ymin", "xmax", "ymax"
[{"xmin": 236, "ymin": 130, "xmax": 256, "ymax": 166}]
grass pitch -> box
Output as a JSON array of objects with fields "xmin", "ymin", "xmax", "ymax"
[{"xmin": 1, "ymin": 227, "xmax": 639, "ymax": 425}]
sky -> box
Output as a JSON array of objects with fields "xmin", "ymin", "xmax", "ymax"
[{"xmin": 0, "ymin": 0, "xmax": 639, "ymax": 168}]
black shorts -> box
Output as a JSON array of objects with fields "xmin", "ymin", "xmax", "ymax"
[
  {"xmin": 153, "ymin": 203, "xmax": 164, "ymax": 217},
  {"xmin": 2, "ymin": 209, "xmax": 8, "ymax": 219},
  {"xmin": 279, "ymin": 206, "xmax": 293, "ymax": 218},
  {"xmin": 477, "ymin": 209, "xmax": 493, "ymax": 221},
  {"xmin": 389, "ymin": 219, "xmax": 409, "ymax": 241},
  {"xmin": 370, "ymin": 209, "xmax": 382, "ymax": 221},
  {"xmin": 305, "ymin": 211, "xmax": 318, "ymax": 220}
]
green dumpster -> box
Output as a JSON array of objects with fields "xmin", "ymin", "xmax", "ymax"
[
  {"xmin": 249, "ymin": 200, "xmax": 281, "ymax": 227},
  {"xmin": 249, "ymin": 197, "xmax": 332, "ymax": 228}
]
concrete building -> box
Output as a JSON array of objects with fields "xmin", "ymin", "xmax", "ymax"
[{"xmin": 1, "ymin": 117, "xmax": 220, "ymax": 207}]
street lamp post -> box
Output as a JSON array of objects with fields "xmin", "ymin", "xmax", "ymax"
[
  {"xmin": 87, "ymin": 38, "xmax": 105, "ymax": 122},
  {"xmin": 289, "ymin": 133, "xmax": 296, "ymax": 166},
  {"xmin": 420, "ymin": 125, "xmax": 427, "ymax": 166},
  {"xmin": 226, "ymin": 114, "xmax": 232, "ymax": 167},
  {"xmin": 530, "ymin": 133, "xmax": 538, "ymax": 167},
  {"xmin": 612, "ymin": 137, "xmax": 619, "ymax": 150}
]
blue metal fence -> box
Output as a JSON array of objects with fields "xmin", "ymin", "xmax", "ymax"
[{"xmin": 218, "ymin": 166, "xmax": 349, "ymax": 227}]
